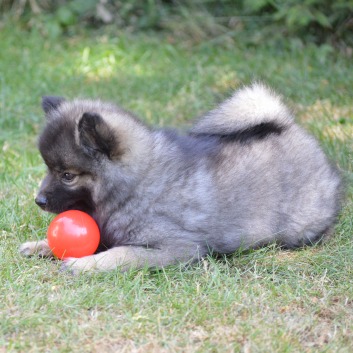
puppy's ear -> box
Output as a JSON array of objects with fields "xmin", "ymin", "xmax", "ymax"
[
  {"xmin": 78, "ymin": 112, "xmax": 120, "ymax": 159},
  {"xmin": 42, "ymin": 96, "xmax": 65, "ymax": 114}
]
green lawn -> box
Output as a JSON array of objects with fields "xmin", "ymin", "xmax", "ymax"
[{"xmin": 0, "ymin": 23, "xmax": 352, "ymax": 352}]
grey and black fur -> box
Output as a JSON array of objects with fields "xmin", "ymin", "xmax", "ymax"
[{"xmin": 20, "ymin": 83, "xmax": 343, "ymax": 272}]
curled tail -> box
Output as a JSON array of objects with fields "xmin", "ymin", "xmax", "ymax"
[{"xmin": 191, "ymin": 83, "xmax": 294, "ymax": 138}]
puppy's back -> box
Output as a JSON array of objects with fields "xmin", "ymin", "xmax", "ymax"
[{"xmin": 191, "ymin": 84, "xmax": 342, "ymax": 251}]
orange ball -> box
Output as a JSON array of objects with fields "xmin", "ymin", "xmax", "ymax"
[{"xmin": 47, "ymin": 210, "xmax": 100, "ymax": 259}]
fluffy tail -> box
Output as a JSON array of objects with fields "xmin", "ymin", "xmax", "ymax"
[{"xmin": 191, "ymin": 83, "xmax": 294, "ymax": 135}]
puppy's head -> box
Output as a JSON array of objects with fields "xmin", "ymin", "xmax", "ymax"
[{"xmin": 35, "ymin": 96, "xmax": 151, "ymax": 214}]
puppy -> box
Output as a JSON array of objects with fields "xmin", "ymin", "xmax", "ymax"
[{"xmin": 20, "ymin": 83, "xmax": 342, "ymax": 272}]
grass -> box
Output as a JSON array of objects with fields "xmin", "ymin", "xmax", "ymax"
[{"xmin": 0, "ymin": 22, "xmax": 352, "ymax": 353}]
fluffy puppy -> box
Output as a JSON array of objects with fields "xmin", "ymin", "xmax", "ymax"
[{"xmin": 20, "ymin": 84, "xmax": 343, "ymax": 273}]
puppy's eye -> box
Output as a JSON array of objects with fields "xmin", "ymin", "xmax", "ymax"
[{"xmin": 62, "ymin": 172, "xmax": 76, "ymax": 182}]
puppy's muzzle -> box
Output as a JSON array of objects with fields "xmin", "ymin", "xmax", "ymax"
[{"xmin": 35, "ymin": 195, "xmax": 47, "ymax": 209}]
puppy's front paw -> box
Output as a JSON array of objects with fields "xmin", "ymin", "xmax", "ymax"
[
  {"xmin": 19, "ymin": 240, "xmax": 53, "ymax": 258},
  {"xmin": 60, "ymin": 256, "xmax": 97, "ymax": 274},
  {"xmin": 60, "ymin": 249, "xmax": 131, "ymax": 274}
]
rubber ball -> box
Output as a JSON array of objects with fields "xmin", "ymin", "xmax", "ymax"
[{"xmin": 47, "ymin": 210, "xmax": 100, "ymax": 259}]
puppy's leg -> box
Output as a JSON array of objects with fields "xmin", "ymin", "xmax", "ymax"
[
  {"xmin": 19, "ymin": 239, "xmax": 53, "ymax": 258},
  {"xmin": 62, "ymin": 243, "xmax": 206, "ymax": 273}
]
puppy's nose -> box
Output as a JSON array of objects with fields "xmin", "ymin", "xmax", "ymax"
[{"xmin": 35, "ymin": 195, "xmax": 47, "ymax": 209}]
